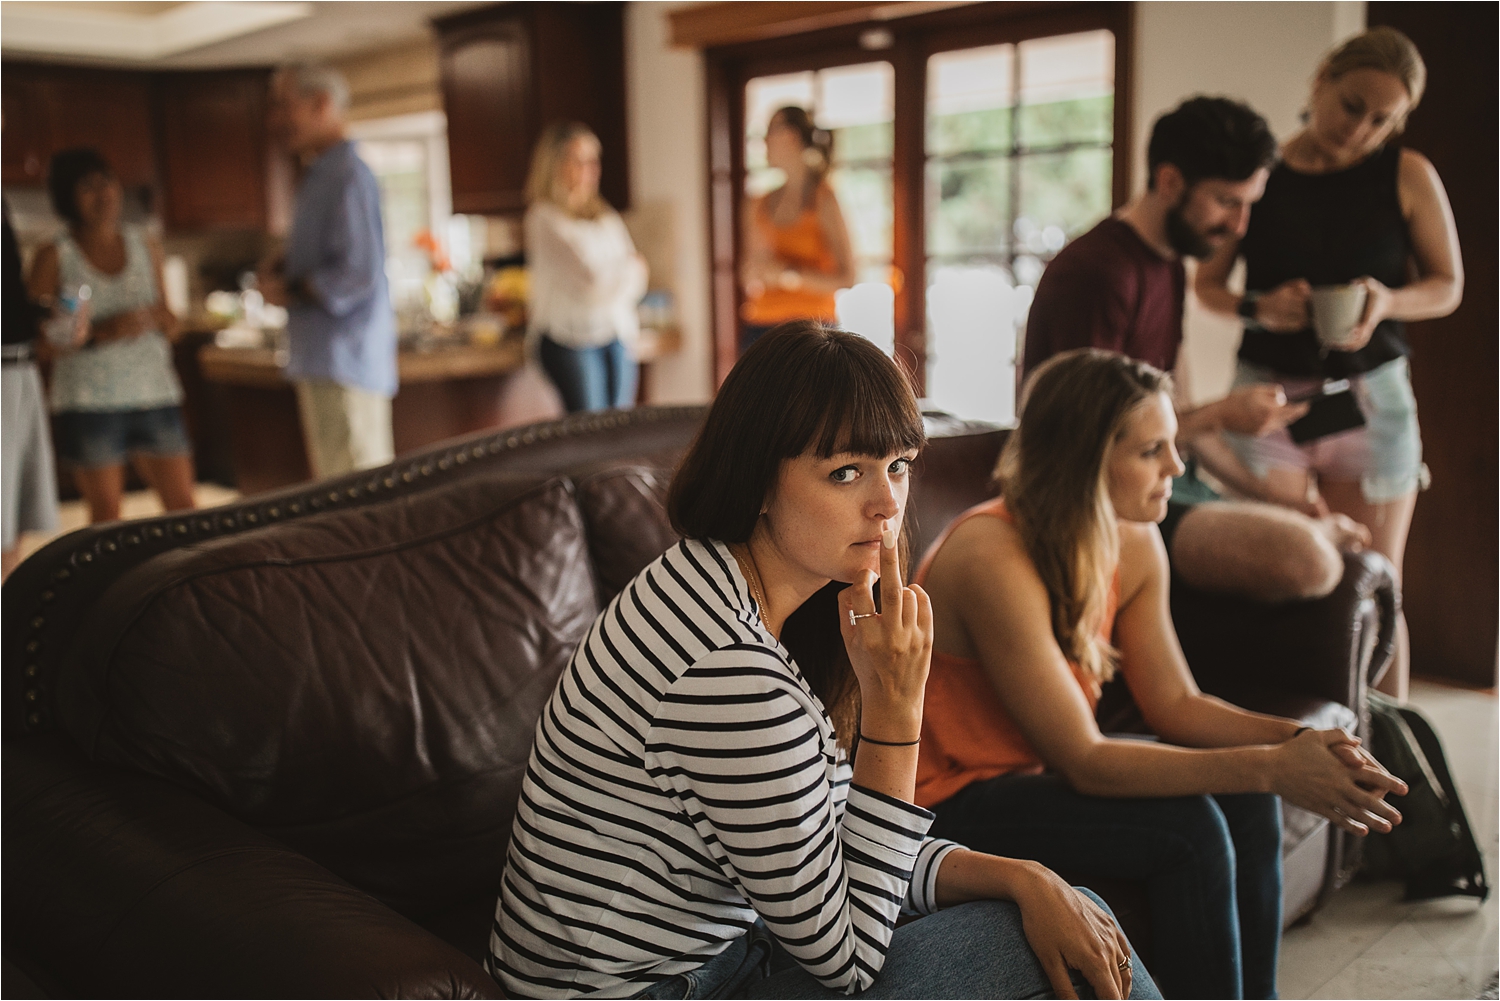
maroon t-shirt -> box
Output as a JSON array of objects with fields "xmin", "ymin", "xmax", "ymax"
[{"xmin": 1021, "ymin": 217, "xmax": 1185, "ymax": 379}]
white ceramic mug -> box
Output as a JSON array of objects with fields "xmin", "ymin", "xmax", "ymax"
[{"xmin": 1310, "ymin": 284, "xmax": 1369, "ymax": 351}]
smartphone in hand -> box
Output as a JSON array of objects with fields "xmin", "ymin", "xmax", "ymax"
[{"xmin": 1286, "ymin": 380, "xmax": 1365, "ymax": 443}]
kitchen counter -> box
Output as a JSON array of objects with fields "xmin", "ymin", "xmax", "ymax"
[
  {"xmin": 198, "ymin": 328, "xmax": 682, "ymax": 495},
  {"xmin": 199, "ymin": 326, "xmax": 681, "ymax": 387},
  {"xmin": 198, "ymin": 338, "xmax": 528, "ymax": 388}
]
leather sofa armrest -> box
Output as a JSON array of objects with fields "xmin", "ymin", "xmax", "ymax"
[
  {"xmin": 1170, "ymin": 550, "xmax": 1399, "ymax": 713},
  {"xmin": 3, "ymin": 735, "xmax": 501, "ymax": 999}
]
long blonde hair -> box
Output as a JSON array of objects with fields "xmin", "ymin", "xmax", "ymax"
[
  {"xmin": 525, "ymin": 121, "xmax": 609, "ymax": 220},
  {"xmin": 1317, "ymin": 27, "xmax": 1427, "ymax": 132},
  {"xmin": 997, "ymin": 349, "xmax": 1172, "ymax": 682}
]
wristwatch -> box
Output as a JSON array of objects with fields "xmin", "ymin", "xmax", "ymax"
[{"xmin": 1237, "ymin": 291, "xmax": 1262, "ymax": 324}]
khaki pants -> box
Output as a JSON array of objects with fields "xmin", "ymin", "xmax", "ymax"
[{"xmin": 294, "ymin": 380, "xmax": 394, "ymax": 479}]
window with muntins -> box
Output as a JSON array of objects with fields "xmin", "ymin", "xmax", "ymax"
[{"xmin": 706, "ymin": 4, "xmax": 1132, "ymax": 422}]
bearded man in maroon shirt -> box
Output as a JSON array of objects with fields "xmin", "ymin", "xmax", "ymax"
[{"xmin": 1022, "ymin": 97, "xmax": 1368, "ymax": 602}]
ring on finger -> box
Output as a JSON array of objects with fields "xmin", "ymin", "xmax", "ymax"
[
  {"xmin": 1117, "ymin": 955, "xmax": 1131, "ymax": 973},
  {"xmin": 848, "ymin": 610, "xmax": 875, "ymax": 626}
]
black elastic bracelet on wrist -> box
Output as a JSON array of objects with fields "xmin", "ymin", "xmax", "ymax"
[{"xmin": 859, "ymin": 733, "xmax": 920, "ymax": 747}]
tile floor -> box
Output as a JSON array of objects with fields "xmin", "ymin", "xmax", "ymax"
[
  {"xmin": 13, "ymin": 492, "xmax": 1499, "ymax": 999},
  {"xmin": 1279, "ymin": 679, "xmax": 1498, "ymax": 1000}
]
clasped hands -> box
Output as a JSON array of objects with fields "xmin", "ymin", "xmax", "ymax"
[{"xmin": 1276, "ymin": 727, "xmax": 1406, "ymax": 837}]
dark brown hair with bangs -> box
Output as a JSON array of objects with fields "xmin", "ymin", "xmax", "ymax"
[
  {"xmin": 669, "ymin": 320, "xmax": 924, "ymax": 543},
  {"xmin": 668, "ymin": 320, "xmax": 925, "ymax": 746}
]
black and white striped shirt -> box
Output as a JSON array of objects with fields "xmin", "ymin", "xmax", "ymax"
[{"xmin": 490, "ymin": 538, "xmax": 959, "ymax": 998}]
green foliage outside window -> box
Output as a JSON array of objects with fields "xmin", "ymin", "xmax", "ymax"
[
  {"xmin": 832, "ymin": 122, "xmax": 893, "ymax": 164},
  {"xmin": 928, "ymin": 106, "xmax": 1013, "ymax": 158},
  {"xmin": 926, "ymin": 93, "xmax": 1113, "ymax": 280},
  {"xmin": 927, "ymin": 157, "xmax": 1011, "ymax": 258},
  {"xmin": 1017, "ymin": 147, "xmax": 1113, "ymax": 243},
  {"xmin": 1017, "ymin": 93, "xmax": 1113, "ymax": 148}
]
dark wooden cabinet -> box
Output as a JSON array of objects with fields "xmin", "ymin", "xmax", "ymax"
[
  {"xmin": 436, "ymin": 2, "xmax": 628, "ymax": 215},
  {"xmin": 154, "ymin": 70, "xmax": 288, "ymax": 233},
  {"xmin": 1, "ymin": 63, "xmax": 156, "ymax": 187},
  {"xmin": 441, "ymin": 14, "xmax": 536, "ymax": 215},
  {"xmin": 1, "ymin": 70, "xmax": 51, "ymax": 184},
  {"xmin": 1, "ymin": 62, "xmax": 288, "ymax": 233}
]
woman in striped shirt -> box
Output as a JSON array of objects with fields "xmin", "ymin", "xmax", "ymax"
[{"xmin": 490, "ymin": 322, "xmax": 1159, "ymax": 999}]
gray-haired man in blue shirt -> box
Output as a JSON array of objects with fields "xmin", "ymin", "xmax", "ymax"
[{"xmin": 261, "ymin": 63, "xmax": 396, "ymax": 479}]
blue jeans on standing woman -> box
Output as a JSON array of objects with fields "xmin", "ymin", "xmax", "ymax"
[
  {"xmin": 930, "ymin": 773, "xmax": 1284, "ymax": 999},
  {"xmin": 538, "ymin": 334, "xmax": 636, "ymax": 413}
]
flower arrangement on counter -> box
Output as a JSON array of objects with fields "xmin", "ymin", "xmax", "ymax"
[{"xmin": 484, "ymin": 267, "xmax": 528, "ymax": 333}]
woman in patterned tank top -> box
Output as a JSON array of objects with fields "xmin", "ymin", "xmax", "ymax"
[{"xmin": 27, "ymin": 148, "xmax": 195, "ymax": 524}]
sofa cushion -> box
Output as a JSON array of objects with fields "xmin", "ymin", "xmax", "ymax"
[
  {"xmin": 573, "ymin": 463, "xmax": 679, "ymax": 604},
  {"xmin": 909, "ymin": 418, "xmax": 1006, "ymax": 564},
  {"xmin": 55, "ymin": 473, "xmax": 598, "ymax": 916}
]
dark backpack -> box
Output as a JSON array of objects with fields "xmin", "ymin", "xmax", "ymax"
[{"xmin": 1361, "ymin": 691, "xmax": 1489, "ymax": 902}]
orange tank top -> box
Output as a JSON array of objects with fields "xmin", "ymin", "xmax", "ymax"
[
  {"xmin": 913, "ymin": 497, "xmax": 1119, "ymax": 808},
  {"xmin": 741, "ymin": 190, "xmax": 839, "ymax": 325}
]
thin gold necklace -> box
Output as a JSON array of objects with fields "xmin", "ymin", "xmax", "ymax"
[{"xmin": 731, "ymin": 544, "xmax": 768, "ymax": 626}]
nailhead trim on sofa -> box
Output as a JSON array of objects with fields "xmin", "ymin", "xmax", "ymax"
[{"xmin": 3, "ymin": 405, "xmax": 707, "ymax": 737}]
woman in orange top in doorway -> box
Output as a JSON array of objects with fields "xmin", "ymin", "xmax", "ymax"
[
  {"xmin": 913, "ymin": 349, "xmax": 1408, "ymax": 1000},
  {"xmin": 740, "ymin": 107, "xmax": 856, "ymax": 351}
]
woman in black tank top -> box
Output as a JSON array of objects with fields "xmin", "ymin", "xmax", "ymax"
[{"xmin": 1196, "ymin": 28, "xmax": 1463, "ymax": 700}]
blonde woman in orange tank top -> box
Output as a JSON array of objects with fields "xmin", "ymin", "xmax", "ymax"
[
  {"xmin": 916, "ymin": 349, "xmax": 1407, "ymax": 1000},
  {"xmin": 740, "ymin": 107, "xmax": 855, "ymax": 350}
]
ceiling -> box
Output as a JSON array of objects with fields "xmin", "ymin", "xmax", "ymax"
[{"xmin": 0, "ymin": 0, "xmax": 489, "ymax": 68}]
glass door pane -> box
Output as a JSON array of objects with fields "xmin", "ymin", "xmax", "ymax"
[
  {"xmin": 1012, "ymin": 30, "xmax": 1115, "ymax": 287},
  {"xmin": 924, "ymin": 43, "xmax": 1020, "ymax": 423},
  {"xmin": 923, "ymin": 30, "xmax": 1114, "ymax": 423}
]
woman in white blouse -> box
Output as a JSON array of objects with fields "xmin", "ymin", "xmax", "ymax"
[{"xmin": 524, "ymin": 122, "xmax": 648, "ymax": 413}]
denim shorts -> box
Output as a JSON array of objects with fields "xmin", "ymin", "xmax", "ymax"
[
  {"xmin": 1226, "ymin": 356, "xmax": 1428, "ymax": 504},
  {"xmin": 53, "ymin": 405, "xmax": 191, "ymax": 468}
]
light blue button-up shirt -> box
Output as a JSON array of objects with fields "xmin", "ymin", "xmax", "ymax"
[{"xmin": 283, "ymin": 140, "xmax": 398, "ymax": 397}]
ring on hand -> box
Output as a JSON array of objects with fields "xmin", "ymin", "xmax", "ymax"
[
  {"xmin": 848, "ymin": 610, "xmax": 875, "ymax": 626},
  {"xmin": 1118, "ymin": 956, "xmax": 1131, "ymax": 973}
]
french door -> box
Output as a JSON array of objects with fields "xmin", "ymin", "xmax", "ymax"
[{"xmin": 706, "ymin": 2, "xmax": 1133, "ymax": 423}]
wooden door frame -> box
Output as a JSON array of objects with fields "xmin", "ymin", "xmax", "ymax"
[{"xmin": 704, "ymin": 1, "xmax": 1134, "ymax": 389}]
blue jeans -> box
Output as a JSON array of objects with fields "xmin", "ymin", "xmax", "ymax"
[
  {"xmin": 538, "ymin": 334, "xmax": 636, "ymax": 413},
  {"xmin": 53, "ymin": 405, "xmax": 191, "ymax": 467},
  {"xmin": 635, "ymin": 895, "xmax": 1161, "ymax": 1000},
  {"xmin": 930, "ymin": 774, "xmax": 1283, "ymax": 1000}
]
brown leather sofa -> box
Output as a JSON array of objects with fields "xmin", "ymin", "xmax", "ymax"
[{"xmin": 2, "ymin": 406, "xmax": 1396, "ymax": 998}]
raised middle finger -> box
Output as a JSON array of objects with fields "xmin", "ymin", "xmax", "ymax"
[{"xmin": 877, "ymin": 519, "xmax": 903, "ymax": 627}]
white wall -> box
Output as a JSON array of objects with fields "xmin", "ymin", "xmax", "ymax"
[
  {"xmin": 1133, "ymin": 1, "xmax": 1366, "ymax": 403},
  {"xmin": 626, "ymin": 1, "xmax": 1368, "ymax": 406},
  {"xmin": 626, "ymin": 2, "xmax": 714, "ymax": 404}
]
